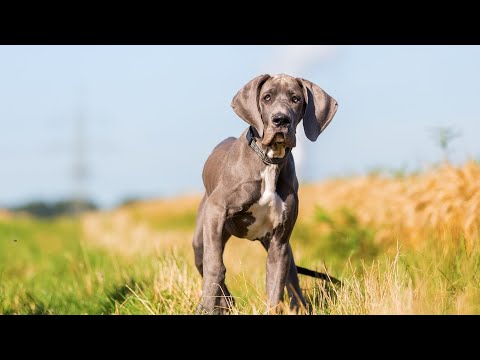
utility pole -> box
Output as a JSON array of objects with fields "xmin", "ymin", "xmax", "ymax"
[{"xmin": 71, "ymin": 98, "xmax": 88, "ymax": 216}]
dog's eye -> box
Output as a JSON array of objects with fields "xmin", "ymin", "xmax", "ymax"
[
  {"xmin": 263, "ymin": 94, "xmax": 271, "ymax": 101},
  {"xmin": 292, "ymin": 96, "xmax": 300, "ymax": 103}
]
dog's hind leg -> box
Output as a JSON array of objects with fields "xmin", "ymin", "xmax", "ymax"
[{"xmin": 192, "ymin": 194, "xmax": 207, "ymax": 276}]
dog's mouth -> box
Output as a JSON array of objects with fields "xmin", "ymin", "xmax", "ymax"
[
  {"xmin": 266, "ymin": 132, "xmax": 285, "ymax": 146},
  {"xmin": 263, "ymin": 130, "xmax": 285, "ymax": 146},
  {"xmin": 273, "ymin": 133, "xmax": 285, "ymax": 144},
  {"xmin": 264, "ymin": 132, "xmax": 290, "ymax": 158},
  {"xmin": 262, "ymin": 129, "xmax": 295, "ymax": 149},
  {"xmin": 270, "ymin": 133, "xmax": 286, "ymax": 151}
]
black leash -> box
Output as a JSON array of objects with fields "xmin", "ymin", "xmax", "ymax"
[{"xmin": 296, "ymin": 266, "xmax": 342, "ymax": 286}]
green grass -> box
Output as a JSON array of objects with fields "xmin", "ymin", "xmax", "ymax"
[
  {"xmin": 1, "ymin": 208, "xmax": 479, "ymax": 314},
  {"xmin": 0, "ymin": 217, "xmax": 190, "ymax": 314}
]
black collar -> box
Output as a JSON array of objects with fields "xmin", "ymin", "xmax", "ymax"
[{"xmin": 246, "ymin": 126, "xmax": 290, "ymax": 165}]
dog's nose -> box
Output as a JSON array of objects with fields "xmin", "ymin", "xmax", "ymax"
[{"xmin": 272, "ymin": 114, "xmax": 291, "ymax": 127}]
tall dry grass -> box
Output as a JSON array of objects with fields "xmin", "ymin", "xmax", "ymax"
[{"xmin": 300, "ymin": 161, "xmax": 480, "ymax": 252}]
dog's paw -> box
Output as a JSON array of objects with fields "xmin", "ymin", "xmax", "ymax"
[
  {"xmin": 194, "ymin": 303, "xmax": 229, "ymax": 315},
  {"xmin": 218, "ymin": 296, "xmax": 236, "ymax": 313}
]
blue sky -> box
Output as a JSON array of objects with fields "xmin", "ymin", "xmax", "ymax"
[{"xmin": 1, "ymin": 45, "xmax": 480, "ymax": 208}]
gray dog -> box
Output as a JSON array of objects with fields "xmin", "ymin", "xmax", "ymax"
[{"xmin": 193, "ymin": 73, "xmax": 338, "ymax": 314}]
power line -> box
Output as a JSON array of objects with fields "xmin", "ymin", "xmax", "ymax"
[{"xmin": 71, "ymin": 95, "xmax": 89, "ymax": 215}]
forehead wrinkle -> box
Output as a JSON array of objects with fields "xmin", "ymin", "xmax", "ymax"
[
  {"xmin": 261, "ymin": 87, "xmax": 277, "ymax": 94},
  {"xmin": 267, "ymin": 76, "xmax": 302, "ymax": 93}
]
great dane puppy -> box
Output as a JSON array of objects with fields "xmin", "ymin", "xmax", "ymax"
[{"xmin": 193, "ymin": 74, "xmax": 338, "ymax": 314}]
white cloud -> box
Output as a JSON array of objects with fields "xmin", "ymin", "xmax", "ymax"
[{"xmin": 260, "ymin": 45, "xmax": 337, "ymax": 76}]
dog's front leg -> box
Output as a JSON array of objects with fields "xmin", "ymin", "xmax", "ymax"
[
  {"xmin": 197, "ymin": 199, "xmax": 227, "ymax": 314},
  {"xmin": 266, "ymin": 236, "xmax": 290, "ymax": 313}
]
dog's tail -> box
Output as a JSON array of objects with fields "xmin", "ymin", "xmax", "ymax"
[{"xmin": 296, "ymin": 266, "xmax": 342, "ymax": 285}]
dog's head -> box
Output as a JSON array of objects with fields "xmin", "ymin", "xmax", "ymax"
[{"xmin": 231, "ymin": 74, "xmax": 338, "ymax": 155}]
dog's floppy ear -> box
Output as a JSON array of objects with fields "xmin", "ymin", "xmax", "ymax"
[
  {"xmin": 231, "ymin": 74, "xmax": 271, "ymax": 137},
  {"xmin": 297, "ymin": 78, "xmax": 338, "ymax": 142}
]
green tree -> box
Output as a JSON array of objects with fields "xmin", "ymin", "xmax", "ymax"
[{"xmin": 429, "ymin": 126, "xmax": 461, "ymax": 163}]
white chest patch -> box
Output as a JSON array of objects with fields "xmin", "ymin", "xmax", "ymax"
[{"xmin": 246, "ymin": 165, "xmax": 286, "ymax": 240}]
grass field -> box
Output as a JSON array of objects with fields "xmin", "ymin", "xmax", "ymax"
[{"xmin": 1, "ymin": 162, "xmax": 479, "ymax": 314}]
